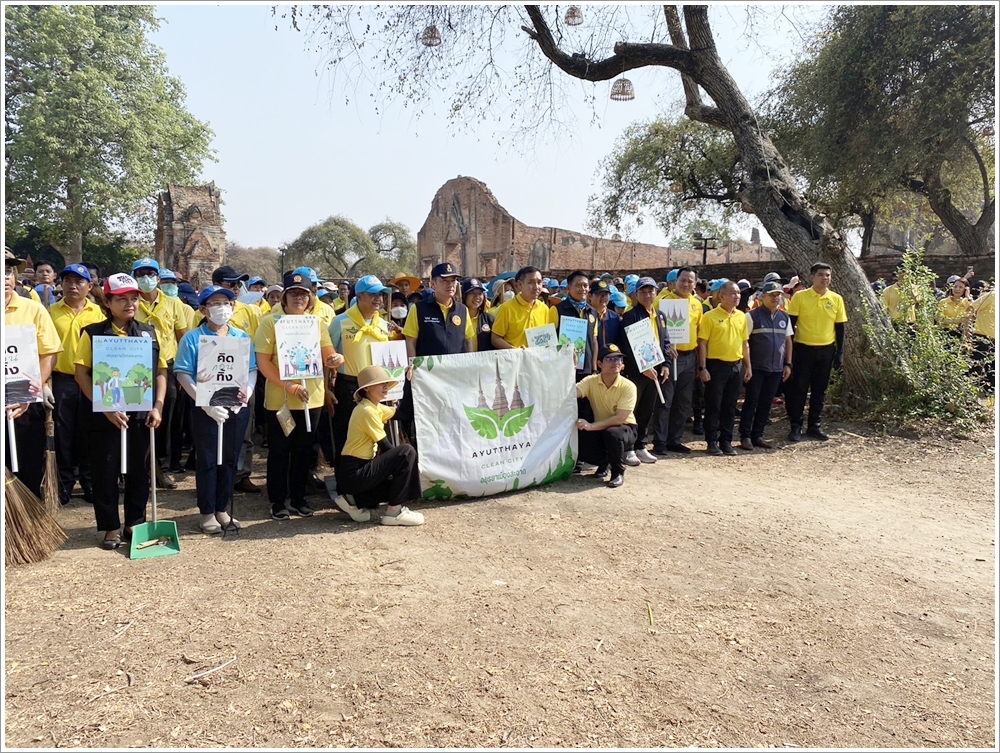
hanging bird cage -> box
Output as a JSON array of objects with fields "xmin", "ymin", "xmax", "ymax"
[
  {"xmin": 420, "ymin": 24, "xmax": 442, "ymax": 47},
  {"xmin": 565, "ymin": 6, "xmax": 584, "ymax": 26},
  {"xmin": 610, "ymin": 77, "xmax": 635, "ymax": 101}
]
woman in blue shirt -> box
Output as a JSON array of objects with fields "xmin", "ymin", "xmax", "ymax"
[{"xmin": 174, "ymin": 286, "xmax": 258, "ymax": 534}]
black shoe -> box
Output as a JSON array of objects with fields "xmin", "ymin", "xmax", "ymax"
[
  {"xmin": 270, "ymin": 508, "xmax": 290, "ymax": 521},
  {"xmin": 650, "ymin": 445, "xmax": 670, "ymax": 457},
  {"xmin": 184, "ymin": 454, "xmax": 197, "ymax": 471},
  {"xmin": 234, "ymin": 477, "xmax": 262, "ymax": 494},
  {"xmin": 608, "ymin": 474, "xmax": 624, "ymax": 488},
  {"xmin": 739, "ymin": 437, "xmax": 755, "ymax": 451},
  {"xmin": 720, "ymin": 442, "xmax": 738, "ymax": 456},
  {"xmin": 692, "ymin": 421, "xmax": 704, "ymax": 436},
  {"xmin": 788, "ymin": 425, "xmax": 803, "ymax": 443},
  {"xmin": 168, "ymin": 464, "xmax": 185, "ymax": 474},
  {"xmin": 706, "ymin": 442, "xmax": 723, "ymax": 456},
  {"xmin": 593, "ymin": 465, "xmax": 609, "ymax": 480},
  {"xmin": 666, "ymin": 443, "xmax": 692, "ymax": 454},
  {"xmin": 288, "ymin": 502, "xmax": 314, "ymax": 518},
  {"xmin": 155, "ymin": 467, "xmax": 177, "ymax": 490},
  {"xmin": 806, "ymin": 426, "xmax": 829, "ymax": 441},
  {"xmin": 82, "ymin": 488, "xmax": 94, "ymax": 505}
]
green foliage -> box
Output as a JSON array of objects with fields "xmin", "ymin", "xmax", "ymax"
[
  {"xmin": 860, "ymin": 250, "xmax": 989, "ymax": 432},
  {"xmin": 462, "ymin": 404, "xmax": 534, "ymax": 440},
  {"xmin": 366, "ymin": 220, "xmax": 418, "ymax": 278},
  {"xmin": 4, "ymin": 5, "xmax": 215, "ymax": 258},
  {"xmin": 226, "ymin": 243, "xmax": 281, "ymax": 284},
  {"xmin": 587, "ymin": 116, "xmax": 743, "ymax": 240},
  {"xmin": 125, "ymin": 363, "xmax": 153, "ymax": 391},
  {"xmin": 80, "ymin": 234, "xmax": 146, "ymax": 278},
  {"xmin": 92, "ymin": 362, "xmax": 114, "ymax": 395},
  {"xmin": 283, "ymin": 216, "xmax": 418, "ymax": 281},
  {"xmin": 541, "ymin": 444, "xmax": 576, "ymax": 485}
]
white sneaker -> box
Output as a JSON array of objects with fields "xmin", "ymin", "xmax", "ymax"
[
  {"xmin": 635, "ymin": 448, "xmax": 658, "ymax": 464},
  {"xmin": 381, "ymin": 506, "xmax": 425, "ymax": 526},
  {"xmin": 333, "ymin": 494, "xmax": 372, "ymax": 523},
  {"xmin": 199, "ymin": 514, "xmax": 222, "ymax": 534},
  {"xmin": 624, "ymin": 451, "xmax": 641, "ymax": 467},
  {"xmin": 215, "ymin": 511, "xmax": 241, "ymax": 530}
]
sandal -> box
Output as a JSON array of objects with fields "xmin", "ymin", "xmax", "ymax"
[{"xmin": 101, "ymin": 533, "xmax": 122, "ymax": 550}]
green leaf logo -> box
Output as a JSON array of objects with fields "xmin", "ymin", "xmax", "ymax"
[
  {"xmin": 665, "ymin": 317, "xmax": 687, "ymax": 328},
  {"xmin": 463, "ymin": 405, "xmax": 501, "ymax": 439},
  {"xmin": 499, "ymin": 405, "xmax": 533, "ymax": 437}
]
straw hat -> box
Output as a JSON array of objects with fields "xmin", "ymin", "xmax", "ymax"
[
  {"xmin": 354, "ymin": 365, "xmax": 400, "ymax": 402},
  {"xmin": 390, "ymin": 273, "xmax": 421, "ymax": 291}
]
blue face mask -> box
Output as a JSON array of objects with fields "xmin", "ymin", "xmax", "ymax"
[
  {"xmin": 137, "ymin": 275, "xmax": 158, "ymax": 293},
  {"xmin": 161, "ymin": 283, "xmax": 178, "ymax": 297}
]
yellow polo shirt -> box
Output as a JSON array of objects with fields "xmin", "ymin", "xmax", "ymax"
[
  {"xmin": 576, "ymin": 373, "xmax": 637, "ymax": 425},
  {"xmin": 938, "ymin": 296, "xmax": 973, "ymax": 330},
  {"xmin": 254, "ymin": 313, "xmax": 333, "ymax": 410},
  {"xmin": 401, "ymin": 299, "xmax": 476, "ymax": 340},
  {"xmin": 697, "ymin": 305, "xmax": 749, "ymax": 361},
  {"xmin": 330, "ymin": 308, "xmax": 391, "ymax": 376},
  {"xmin": 191, "ymin": 299, "xmax": 261, "ymax": 338},
  {"xmin": 74, "ymin": 325, "xmax": 169, "ymax": 371},
  {"xmin": 4, "ymin": 293, "xmax": 62, "ymax": 357},
  {"xmin": 491, "ymin": 294, "xmax": 549, "ymax": 348},
  {"xmin": 786, "ymin": 287, "xmax": 847, "ymax": 346},
  {"xmin": 135, "ymin": 291, "xmax": 189, "ymax": 363},
  {"xmin": 972, "ymin": 291, "xmax": 994, "ymax": 339},
  {"xmin": 48, "ymin": 298, "xmax": 106, "ymax": 374},
  {"xmin": 342, "ymin": 398, "xmax": 395, "ymax": 460},
  {"xmin": 655, "ymin": 290, "xmax": 702, "ymax": 352}
]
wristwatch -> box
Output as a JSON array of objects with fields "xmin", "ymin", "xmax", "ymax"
[{"xmin": 698, "ymin": 366, "xmax": 707, "ymax": 372}]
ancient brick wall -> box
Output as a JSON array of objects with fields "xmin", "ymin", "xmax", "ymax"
[{"xmin": 154, "ymin": 183, "xmax": 226, "ymax": 289}]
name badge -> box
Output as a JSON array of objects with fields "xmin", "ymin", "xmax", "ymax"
[
  {"xmin": 482, "ymin": 324, "xmax": 491, "ymax": 332},
  {"xmin": 452, "ymin": 315, "xmax": 462, "ymax": 326}
]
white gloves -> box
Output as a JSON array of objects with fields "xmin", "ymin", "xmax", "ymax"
[
  {"xmin": 43, "ymin": 384, "xmax": 55, "ymax": 410},
  {"xmin": 202, "ymin": 405, "xmax": 229, "ymax": 423}
]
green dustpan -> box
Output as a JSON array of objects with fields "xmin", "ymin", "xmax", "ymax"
[{"xmin": 130, "ymin": 426, "xmax": 180, "ymax": 560}]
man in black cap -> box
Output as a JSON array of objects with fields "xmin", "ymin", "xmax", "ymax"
[
  {"xmin": 588, "ymin": 278, "xmax": 620, "ymax": 351},
  {"xmin": 575, "ymin": 344, "xmax": 638, "ymax": 488}
]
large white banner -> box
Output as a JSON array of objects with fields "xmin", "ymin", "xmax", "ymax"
[{"xmin": 411, "ymin": 347, "xmax": 578, "ymax": 501}]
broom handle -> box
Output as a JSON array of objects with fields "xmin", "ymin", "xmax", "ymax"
[
  {"xmin": 217, "ymin": 419, "xmax": 224, "ymax": 465},
  {"xmin": 149, "ymin": 425, "xmax": 157, "ymax": 525},
  {"xmin": 302, "ymin": 381, "xmax": 311, "ymax": 432},
  {"xmin": 7, "ymin": 412, "xmax": 18, "ymax": 473},
  {"xmin": 121, "ymin": 426, "xmax": 127, "ymax": 475}
]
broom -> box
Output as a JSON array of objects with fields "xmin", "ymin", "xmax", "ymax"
[
  {"xmin": 5, "ymin": 467, "xmax": 67, "ymax": 567},
  {"xmin": 41, "ymin": 406, "xmax": 61, "ymax": 513}
]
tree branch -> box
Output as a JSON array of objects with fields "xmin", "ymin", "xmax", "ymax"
[
  {"xmin": 961, "ymin": 135, "xmax": 992, "ymax": 219},
  {"xmin": 663, "ymin": 5, "xmax": 728, "ymax": 130},
  {"xmin": 521, "ymin": 5, "xmax": 694, "ymax": 82}
]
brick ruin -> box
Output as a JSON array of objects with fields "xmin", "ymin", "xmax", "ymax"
[
  {"xmin": 154, "ymin": 183, "xmax": 226, "ymax": 290},
  {"xmin": 416, "ymin": 176, "xmax": 784, "ymax": 280}
]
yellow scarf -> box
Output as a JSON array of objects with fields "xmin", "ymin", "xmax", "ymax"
[{"xmin": 346, "ymin": 304, "xmax": 388, "ymax": 343}]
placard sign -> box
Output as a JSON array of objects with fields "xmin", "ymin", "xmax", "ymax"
[
  {"xmin": 195, "ymin": 336, "xmax": 251, "ymax": 407},
  {"xmin": 558, "ymin": 317, "xmax": 589, "ymax": 371},
  {"xmin": 274, "ymin": 315, "xmax": 322, "ymax": 380},
  {"xmin": 91, "ymin": 336, "xmax": 154, "ymax": 412},
  {"xmin": 369, "ymin": 340, "xmax": 408, "ymax": 402},
  {"xmin": 658, "ymin": 297, "xmax": 691, "ymax": 345},
  {"xmin": 4, "ymin": 325, "xmax": 42, "ymax": 406},
  {"xmin": 525, "ymin": 323, "xmax": 558, "ymax": 348},
  {"xmin": 623, "ymin": 317, "xmax": 665, "ymax": 373}
]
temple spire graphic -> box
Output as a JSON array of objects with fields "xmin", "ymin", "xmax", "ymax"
[
  {"xmin": 510, "ymin": 377, "xmax": 524, "ymax": 410},
  {"xmin": 477, "ymin": 375, "xmax": 488, "ymax": 409},
  {"xmin": 491, "ymin": 361, "xmax": 510, "ymax": 418}
]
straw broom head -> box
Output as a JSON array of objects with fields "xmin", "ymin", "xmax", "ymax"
[
  {"xmin": 41, "ymin": 407, "xmax": 61, "ymax": 514},
  {"xmin": 5, "ymin": 467, "xmax": 67, "ymax": 567}
]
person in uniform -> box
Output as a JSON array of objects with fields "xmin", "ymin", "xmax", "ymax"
[
  {"xmin": 4, "ymin": 249, "xmax": 62, "ymax": 497},
  {"xmin": 48, "ymin": 263, "xmax": 105, "ymax": 504},
  {"xmin": 491, "ymin": 266, "xmax": 549, "ymax": 349},
  {"xmin": 784, "ymin": 262, "xmax": 847, "ymax": 442},
  {"xmin": 575, "ymin": 345, "xmax": 638, "ymax": 489},
  {"xmin": 739, "ymin": 281, "xmax": 793, "ymax": 450},
  {"xmin": 74, "ymin": 273, "xmax": 167, "ymax": 550},
  {"xmin": 332, "ymin": 365, "xmax": 424, "ymax": 526},
  {"xmin": 462, "ymin": 278, "xmax": 494, "ymax": 353}
]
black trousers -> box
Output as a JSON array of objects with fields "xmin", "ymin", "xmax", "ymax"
[
  {"xmin": 52, "ymin": 373, "xmax": 92, "ymax": 502},
  {"xmin": 265, "ymin": 407, "xmax": 319, "ymax": 510},
  {"xmin": 191, "ymin": 406, "xmax": 246, "ymax": 515},
  {"xmin": 667, "ymin": 349, "xmax": 698, "ymax": 445},
  {"xmin": 336, "ymin": 444, "xmax": 421, "ymax": 509},
  {"xmin": 170, "ymin": 384, "xmax": 191, "ymax": 469},
  {"xmin": 785, "ymin": 343, "xmax": 836, "ymax": 429},
  {"xmin": 650, "ymin": 372, "xmax": 675, "ymax": 451},
  {"xmin": 578, "ymin": 423, "xmax": 638, "ymax": 476},
  {"xmin": 155, "ymin": 362, "xmax": 178, "ymax": 466},
  {"xmin": 331, "ymin": 376, "xmax": 359, "ymax": 463},
  {"xmin": 626, "ymin": 372, "xmax": 659, "ymax": 451},
  {"xmin": 4, "ymin": 402, "xmax": 46, "ymax": 498},
  {"xmin": 89, "ymin": 414, "xmax": 150, "ymax": 532},
  {"xmin": 739, "ymin": 370, "xmax": 783, "ymax": 440},
  {"xmin": 704, "ymin": 359, "xmax": 743, "ymax": 444}
]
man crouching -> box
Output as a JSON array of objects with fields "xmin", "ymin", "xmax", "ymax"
[{"xmin": 575, "ymin": 345, "xmax": 638, "ymax": 489}]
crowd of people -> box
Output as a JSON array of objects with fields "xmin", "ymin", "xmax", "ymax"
[{"xmin": 4, "ymin": 247, "xmax": 994, "ymax": 549}]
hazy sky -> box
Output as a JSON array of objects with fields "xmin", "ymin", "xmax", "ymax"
[{"xmin": 150, "ymin": 3, "xmax": 827, "ymax": 250}]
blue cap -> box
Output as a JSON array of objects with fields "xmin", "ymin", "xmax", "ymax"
[
  {"xmin": 760, "ymin": 281, "xmax": 783, "ymax": 295},
  {"xmin": 292, "ymin": 266, "xmax": 319, "ymax": 284},
  {"xmin": 159, "ymin": 268, "xmax": 179, "ymax": 282},
  {"xmin": 624, "ymin": 274, "xmax": 640, "ymax": 285},
  {"xmin": 666, "ymin": 269, "xmax": 679, "ymax": 283},
  {"xmin": 608, "ymin": 284, "xmax": 618, "ymax": 294},
  {"xmin": 709, "ymin": 278, "xmax": 730, "ymax": 292},
  {"xmin": 610, "ymin": 291, "xmax": 628, "ymax": 308},
  {"xmin": 198, "ymin": 285, "xmax": 236, "ymax": 307},
  {"xmin": 317, "ymin": 288, "xmax": 331, "ymax": 299},
  {"xmin": 247, "ymin": 276, "xmax": 265, "ymax": 287},
  {"xmin": 355, "ymin": 275, "xmax": 391, "ymax": 295},
  {"xmin": 559, "ymin": 279, "xmax": 568, "ymax": 289},
  {"xmin": 60, "ymin": 264, "xmax": 91, "ymax": 282},
  {"xmin": 432, "ymin": 261, "xmax": 460, "ymax": 278},
  {"xmin": 626, "ymin": 281, "xmax": 638, "ymax": 295},
  {"xmin": 132, "ymin": 257, "xmax": 159, "ymax": 274},
  {"xmin": 177, "ymin": 282, "xmax": 200, "ymax": 308},
  {"xmin": 461, "ymin": 278, "xmax": 487, "ymax": 297}
]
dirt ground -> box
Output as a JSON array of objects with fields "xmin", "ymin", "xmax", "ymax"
[{"xmin": 3, "ymin": 418, "xmax": 996, "ymax": 749}]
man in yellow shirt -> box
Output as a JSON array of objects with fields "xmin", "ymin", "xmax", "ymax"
[
  {"xmin": 784, "ymin": 262, "xmax": 848, "ymax": 442},
  {"xmin": 697, "ymin": 280, "xmax": 751, "ymax": 456},
  {"xmin": 49, "ymin": 264, "xmax": 106, "ymax": 505},
  {"xmin": 970, "ymin": 286, "xmax": 994, "ymax": 391},
  {"xmin": 5, "ymin": 248, "xmax": 62, "ymax": 497},
  {"xmin": 576, "ymin": 344, "xmax": 638, "ymax": 489},
  {"xmin": 491, "ymin": 266, "xmax": 549, "ymax": 349}
]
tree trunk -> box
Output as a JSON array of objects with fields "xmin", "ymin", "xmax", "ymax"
[
  {"xmin": 923, "ymin": 165, "xmax": 996, "ymax": 260},
  {"xmin": 61, "ymin": 177, "xmax": 84, "ymax": 264}
]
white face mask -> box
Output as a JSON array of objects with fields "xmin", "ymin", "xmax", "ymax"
[
  {"xmin": 137, "ymin": 275, "xmax": 158, "ymax": 293},
  {"xmin": 390, "ymin": 306, "xmax": 407, "ymax": 319},
  {"xmin": 503, "ymin": 290, "xmax": 515, "ymax": 302},
  {"xmin": 207, "ymin": 304, "xmax": 234, "ymax": 326}
]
